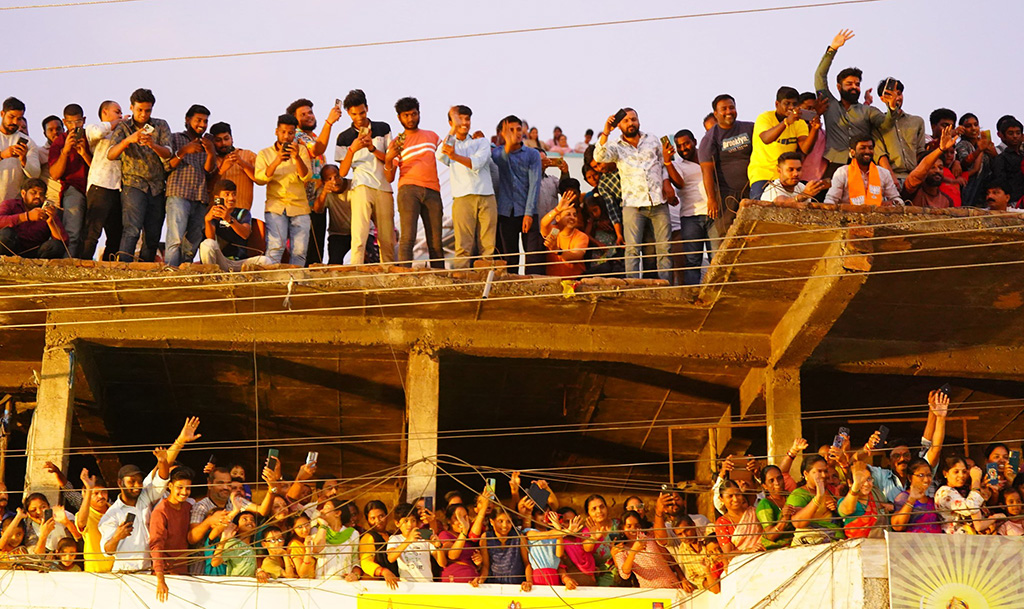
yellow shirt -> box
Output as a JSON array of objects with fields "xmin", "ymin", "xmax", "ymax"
[
  {"xmin": 84, "ymin": 507, "xmax": 114, "ymax": 573},
  {"xmin": 255, "ymin": 144, "xmax": 312, "ymax": 217},
  {"xmin": 748, "ymin": 110, "xmax": 809, "ymax": 183}
]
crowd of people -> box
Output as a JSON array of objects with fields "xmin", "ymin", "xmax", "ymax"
[
  {"xmin": 1, "ymin": 30, "xmax": 1019, "ymax": 285},
  {"xmin": 2, "ymin": 384, "xmax": 1023, "ymax": 599}
]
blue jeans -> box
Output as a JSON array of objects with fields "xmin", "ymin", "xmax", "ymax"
[
  {"xmin": 265, "ymin": 212, "xmax": 311, "ymax": 267},
  {"xmin": 749, "ymin": 180, "xmax": 768, "ymax": 201},
  {"xmin": 118, "ymin": 186, "xmax": 166, "ymax": 262},
  {"xmin": 679, "ymin": 215, "xmax": 715, "ymax": 285},
  {"xmin": 623, "ymin": 204, "xmax": 671, "ymax": 281},
  {"xmin": 60, "ymin": 185, "xmax": 86, "ymax": 258},
  {"xmin": 164, "ymin": 196, "xmax": 207, "ymax": 266}
]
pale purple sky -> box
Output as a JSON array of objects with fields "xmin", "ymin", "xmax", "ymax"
[{"xmin": 5, "ymin": 0, "xmax": 1022, "ymax": 220}]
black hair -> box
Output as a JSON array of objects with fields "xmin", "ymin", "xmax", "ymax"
[
  {"xmin": 363, "ymin": 499, "xmax": 387, "ymax": 519},
  {"xmin": 621, "ymin": 509, "xmax": 643, "ymax": 525},
  {"xmin": 583, "ymin": 494, "xmax": 606, "ymax": 515},
  {"xmin": 286, "ymin": 98, "xmax": 313, "ymax": 117},
  {"xmin": 711, "ymin": 94, "xmax": 734, "ymax": 111},
  {"xmin": 444, "ymin": 502, "xmax": 467, "ymax": 521},
  {"xmin": 674, "ymin": 129, "xmax": 696, "ymax": 141},
  {"xmin": 393, "ymin": 502, "xmax": 417, "ymax": 520},
  {"xmin": 1002, "ymin": 118, "xmax": 1024, "ymax": 133},
  {"xmin": 585, "ymin": 128, "xmax": 594, "ymax": 137},
  {"xmin": 798, "ymin": 91, "xmax": 817, "ymax": 104},
  {"xmin": 21, "ymin": 178, "xmax": 47, "ymax": 193},
  {"xmin": 98, "ymin": 100, "xmax": 118, "ymax": 120},
  {"xmin": 799, "ymin": 454, "xmax": 827, "ymax": 486},
  {"xmin": 836, "ymin": 67, "xmax": 862, "ymax": 85},
  {"xmin": 41, "ymin": 115, "xmax": 61, "ymax": 131},
  {"xmin": 556, "ymin": 506, "xmax": 578, "ymax": 517},
  {"xmin": 22, "ymin": 492, "xmax": 48, "ymax": 511},
  {"xmin": 849, "ymin": 134, "xmax": 874, "ymax": 149},
  {"xmin": 343, "ymin": 89, "xmax": 367, "ymax": 110},
  {"xmin": 230, "ymin": 476, "xmax": 245, "ymax": 485},
  {"xmin": 2, "ymin": 97, "xmax": 26, "ymax": 113},
  {"xmin": 906, "ymin": 458, "xmax": 931, "ymax": 478},
  {"xmin": 958, "ymin": 113, "xmax": 978, "ymax": 126},
  {"xmin": 760, "ymin": 464, "xmax": 783, "ymax": 482},
  {"xmin": 450, "ymin": 105, "xmax": 472, "ymax": 120},
  {"xmin": 170, "ymin": 466, "xmax": 194, "ymax": 483},
  {"xmin": 62, "ymin": 104, "xmax": 84, "ymax": 118},
  {"xmin": 987, "ymin": 181, "xmax": 1011, "ymax": 196},
  {"xmin": 557, "ymin": 177, "xmax": 581, "ymax": 195},
  {"xmin": 500, "ymin": 115, "xmax": 523, "ymax": 129},
  {"xmin": 985, "ymin": 443, "xmax": 1010, "ymax": 461},
  {"xmin": 776, "ymin": 86, "xmax": 799, "ymax": 102},
  {"xmin": 277, "ymin": 114, "xmax": 299, "ymax": 128},
  {"xmin": 443, "ymin": 490, "xmax": 464, "ymax": 507},
  {"xmin": 777, "ymin": 151, "xmax": 804, "ymax": 165},
  {"xmin": 394, "ymin": 97, "xmax": 419, "ymax": 114},
  {"xmin": 997, "ymin": 115, "xmax": 1018, "ymax": 133},
  {"xmin": 718, "ymin": 479, "xmax": 741, "ymax": 498},
  {"xmin": 129, "ymin": 88, "xmax": 156, "ymax": 106},
  {"xmin": 186, "ymin": 104, "xmax": 210, "ymax": 119},
  {"xmin": 941, "ymin": 455, "xmax": 967, "ymax": 478},
  {"xmin": 929, "ymin": 108, "xmax": 957, "ymax": 128},
  {"xmin": 210, "ymin": 122, "xmax": 232, "ymax": 136},
  {"xmin": 207, "ymin": 466, "xmax": 230, "ymax": 483},
  {"xmin": 212, "ymin": 179, "xmax": 236, "ymax": 194},
  {"xmin": 876, "ymin": 77, "xmax": 904, "ymax": 92}
]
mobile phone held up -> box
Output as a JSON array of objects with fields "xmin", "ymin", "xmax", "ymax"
[
  {"xmin": 266, "ymin": 448, "xmax": 280, "ymax": 471},
  {"xmin": 526, "ymin": 482, "xmax": 550, "ymax": 511},
  {"xmin": 986, "ymin": 462, "xmax": 1000, "ymax": 486},
  {"xmin": 799, "ymin": 109, "xmax": 818, "ymax": 121},
  {"xmin": 306, "ymin": 451, "xmax": 318, "ymax": 466},
  {"xmin": 876, "ymin": 425, "xmax": 890, "ymax": 447},
  {"xmin": 610, "ymin": 108, "xmax": 627, "ymax": 129},
  {"xmin": 125, "ymin": 512, "xmax": 137, "ymax": 526},
  {"xmin": 423, "ymin": 496, "xmax": 433, "ymax": 512}
]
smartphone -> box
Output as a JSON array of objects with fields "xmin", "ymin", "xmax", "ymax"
[
  {"xmin": 986, "ymin": 462, "xmax": 1000, "ymax": 486},
  {"xmin": 423, "ymin": 496, "xmax": 433, "ymax": 512},
  {"xmin": 877, "ymin": 425, "xmax": 890, "ymax": 446},
  {"xmin": 141, "ymin": 123, "xmax": 155, "ymax": 135},
  {"xmin": 799, "ymin": 109, "xmax": 817, "ymax": 121},
  {"xmin": 938, "ymin": 383, "xmax": 951, "ymax": 397},
  {"xmin": 660, "ymin": 135, "xmax": 672, "ymax": 149},
  {"xmin": 335, "ymin": 98, "xmax": 342, "ymax": 108},
  {"xmin": 44, "ymin": 508, "xmax": 53, "ymax": 522},
  {"xmin": 358, "ymin": 126, "xmax": 370, "ymax": 138},
  {"xmin": 280, "ymin": 141, "xmax": 291, "ymax": 159},
  {"xmin": 610, "ymin": 108, "xmax": 627, "ymax": 129},
  {"xmin": 124, "ymin": 512, "xmax": 136, "ymax": 525},
  {"xmin": 207, "ymin": 453, "xmax": 217, "ymax": 464},
  {"xmin": 396, "ymin": 132, "xmax": 407, "ymax": 148},
  {"xmin": 74, "ymin": 126, "xmax": 85, "ymax": 139},
  {"xmin": 486, "ymin": 477, "xmax": 496, "ymax": 493},
  {"xmin": 982, "ymin": 130, "xmax": 992, "ymax": 141},
  {"xmin": 832, "ymin": 434, "xmax": 846, "ymax": 449},
  {"xmin": 306, "ymin": 451, "xmax": 318, "ymax": 466},
  {"xmin": 416, "ymin": 528, "xmax": 432, "ymax": 540},
  {"xmin": 661, "ymin": 483, "xmax": 671, "ymax": 492},
  {"xmin": 1010, "ymin": 451, "xmax": 1021, "ymax": 475},
  {"xmin": 526, "ymin": 481, "xmax": 549, "ymax": 511},
  {"xmin": 16, "ymin": 136, "xmax": 28, "ymax": 147},
  {"xmin": 267, "ymin": 448, "xmax": 280, "ymax": 470}
]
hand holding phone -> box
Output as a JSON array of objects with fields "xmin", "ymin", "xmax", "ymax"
[
  {"xmin": 266, "ymin": 448, "xmax": 280, "ymax": 471},
  {"xmin": 423, "ymin": 496, "xmax": 433, "ymax": 512}
]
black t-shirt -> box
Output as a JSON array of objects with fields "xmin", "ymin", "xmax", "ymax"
[
  {"xmin": 698, "ymin": 121, "xmax": 755, "ymax": 199},
  {"xmin": 215, "ymin": 207, "xmax": 251, "ymax": 259}
]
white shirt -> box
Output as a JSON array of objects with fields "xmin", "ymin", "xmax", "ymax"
[
  {"xmin": 670, "ymin": 158, "xmax": 708, "ymax": 230},
  {"xmin": 316, "ymin": 525, "xmax": 360, "ymax": 579},
  {"xmin": 97, "ymin": 469, "xmax": 169, "ymax": 572},
  {"xmin": 335, "ymin": 122, "xmax": 393, "ymax": 193},
  {"xmin": 761, "ymin": 179, "xmax": 807, "ymax": 202},
  {"xmin": 435, "ymin": 135, "xmax": 494, "ymax": 198},
  {"xmin": 86, "ymin": 122, "xmax": 122, "ymax": 190},
  {"xmin": 0, "ymin": 132, "xmax": 41, "ymax": 201},
  {"xmin": 36, "ymin": 143, "xmax": 60, "ymax": 204},
  {"xmin": 387, "ymin": 533, "xmax": 434, "ymax": 582},
  {"xmin": 594, "ymin": 132, "xmax": 668, "ymax": 208}
]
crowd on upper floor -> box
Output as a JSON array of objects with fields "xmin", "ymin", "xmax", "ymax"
[{"xmin": 0, "ymin": 28, "xmax": 1021, "ymax": 289}]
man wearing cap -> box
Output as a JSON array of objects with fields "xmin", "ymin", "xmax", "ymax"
[{"xmin": 98, "ymin": 417, "xmax": 201, "ymax": 572}]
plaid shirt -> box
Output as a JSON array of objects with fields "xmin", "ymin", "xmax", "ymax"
[
  {"xmin": 596, "ymin": 171, "xmax": 622, "ymax": 225},
  {"xmin": 110, "ymin": 118, "xmax": 172, "ymax": 195},
  {"xmin": 166, "ymin": 131, "xmax": 211, "ymax": 203}
]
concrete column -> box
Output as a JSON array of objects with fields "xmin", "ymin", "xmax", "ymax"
[
  {"xmin": 405, "ymin": 343, "xmax": 439, "ymax": 501},
  {"xmin": 765, "ymin": 368, "xmax": 802, "ymax": 479},
  {"xmin": 24, "ymin": 343, "xmax": 76, "ymax": 504},
  {"xmin": 695, "ymin": 410, "xmax": 731, "ymax": 520}
]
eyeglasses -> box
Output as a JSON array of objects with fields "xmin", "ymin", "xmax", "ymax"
[
  {"xmin": 912, "ymin": 473, "xmax": 933, "ymax": 479},
  {"xmin": 264, "ymin": 538, "xmax": 285, "ymax": 544}
]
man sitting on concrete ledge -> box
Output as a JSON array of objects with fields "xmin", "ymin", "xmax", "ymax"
[
  {"xmin": 0, "ymin": 177, "xmax": 68, "ymax": 258},
  {"xmin": 199, "ymin": 179, "xmax": 270, "ymax": 272}
]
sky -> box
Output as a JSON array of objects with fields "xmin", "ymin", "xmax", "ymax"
[{"xmin": 4, "ymin": 0, "xmax": 1023, "ymax": 222}]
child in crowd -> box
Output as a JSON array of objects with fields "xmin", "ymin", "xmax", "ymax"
[
  {"xmin": 481, "ymin": 507, "xmax": 528, "ymax": 588},
  {"xmin": 0, "ymin": 510, "xmax": 28, "ymax": 568},
  {"xmin": 259, "ymin": 526, "xmax": 296, "ymax": 579},
  {"xmin": 438, "ymin": 495, "xmax": 488, "ymax": 585},
  {"xmin": 996, "ymin": 488, "xmax": 1024, "ymax": 536},
  {"xmin": 386, "ymin": 502, "xmax": 444, "ymax": 583},
  {"xmin": 55, "ymin": 537, "xmax": 81, "ymax": 571},
  {"xmin": 522, "ymin": 506, "xmax": 582, "ymax": 589},
  {"xmin": 289, "ymin": 514, "xmax": 317, "ymax": 577}
]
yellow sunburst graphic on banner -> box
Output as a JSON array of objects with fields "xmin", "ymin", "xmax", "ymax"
[{"xmin": 887, "ymin": 532, "xmax": 1024, "ymax": 609}]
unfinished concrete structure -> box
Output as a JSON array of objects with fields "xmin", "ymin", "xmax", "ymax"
[{"xmin": 3, "ymin": 200, "xmax": 1024, "ymax": 515}]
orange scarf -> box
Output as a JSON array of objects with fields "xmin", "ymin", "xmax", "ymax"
[{"xmin": 847, "ymin": 161, "xmax": 883, "ymax": 206}]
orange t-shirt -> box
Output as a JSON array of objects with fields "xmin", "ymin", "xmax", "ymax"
[
  {"xmin": 546, "ymin": 229, "xmax": 589, "ymax": 276},
  {"xmin": 397, "ymin": 130, "xmax": 441, "ymax": 191}
]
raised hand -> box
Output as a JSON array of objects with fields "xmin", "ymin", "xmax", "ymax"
[
  {"xmin": 939, "ymin": 124, "xmax": 958, "ymax": 152},
  {"xmin": 177, "ymin": 417, "xmax": 202, "ymax": 444},
  {"xmin": 80, "ymin": 468, "xmax": 97, "ymax": 489},
  {"xmin": 718, "ymin": 455, "xmax": 736, "ymax": 478},
  {"xmin": 929, "ymin": 389, "xmax": 950, "ymax": 418},
  {"xmin": 510, "ymin": 471, "xmax": 521, "ymax": 493},
  {"xmin": 830, "ymin": 29, "xmax": 854, "ymax": 50}
]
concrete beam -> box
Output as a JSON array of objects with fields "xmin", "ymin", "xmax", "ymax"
[
  {"xmin": 405, "ymin": 343, "xmax": 439, "ymax": 501},
  {"xmin": 47, "ymin": 312, "xmax": 769, "ymax": 365},
  {"xmin": 24, "ymin": 343, "xmax": 75, "ymax": 504},
  {"xmin": 765, "ymin": 368, "xmax": 801, "ymax": 479},
  {"xmin": 0, "ymin": 360, "xmax": 40, "ymax": 393},
  {"xmin": 809, "ymin": 338, "xmax": 1024, "ymax": 381}
]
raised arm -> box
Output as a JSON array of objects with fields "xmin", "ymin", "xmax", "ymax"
[
  {"xmin": 815, "ymin": 29, "xmax": 854, "ymax": 94},
  {"xmin": 925, "ymin": 390, "xmax": 949, "ymax": 467}
]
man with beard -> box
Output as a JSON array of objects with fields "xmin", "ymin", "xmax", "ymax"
[
  {"xmin": 385, "ymin": 97, "xmax": 443, "ymax": 268},
  {"xmin": 83, "ymin": 101, "xmax": 126, "ymax": 261},
  {"xmin": 256, "ymin": 114, "xmax": 313, "ymax": 266},
  {"xmin": 0, "ymin": 178, "xmax": 68, "ymax": 258},
  {"xmin": 491, "ymin": 115, "xmax": 543, "ymax": 273},
  {"xmin": 98, "ymin": 417, "xmax": 202, "ymax": 573},
  {"xmin": 902, "ymin": 125, "xmax": 957, "ymax": 208},
  {"xmin": 38, "ymin": 115, "xmax": 64, "ymax": 207},
  {"xmin": 48, "ymin": 104, "xmax": 92, "ymax": 258},
  {"xmin": 871, "ymin": 78, "xmax": 926, "ymax": 182},
  {"xmin": 824, "ymin": 136, "xmax": 903, "ymax": 206},
  {"xmin": 595, "ymin": 108, "xmax": 674, "ymax": 281},
  {"xmin": 288, "ymin": 98, "xmax": 342, "ymax": 265},
  {"xmin": 108, "ymin": 88, "xmax": 173, "ymax": 262},
  {"xmin": 0, "ymin": 97, "xmax": 41, "ymax": 202},
  {"xmin": 209, "ymin": 122, "xmax": 257, "ymax": 210},
  {"xmin": 165, "ymin": 104, "xmax": 215, "ymax": 266},
  {"xmin": 698, "ymin": 94, "xmax": 754, "ymax": 246},
  {"xmin": 814, "ymin": 29, "xmax": 895, "ymax": 178},
  {"xmin": 761, "ymin": 152, "xmax": 830, "ymax": 203}
]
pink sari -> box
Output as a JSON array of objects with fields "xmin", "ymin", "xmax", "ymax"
[{"xmin": 717, "ymin": 507, "xmax": 764, "ymax": 552}]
